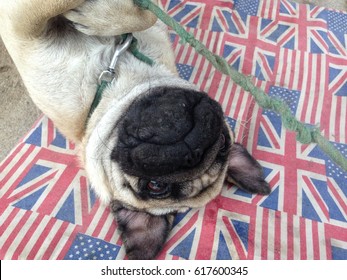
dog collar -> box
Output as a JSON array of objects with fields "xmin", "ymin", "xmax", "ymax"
[
  {"xmin": 86, "ymin": 34, "xmax": 155, "ymax": 125},
  {"xmin": 87, "ymin": 34, "xmax": 133, "ymax": 123}
]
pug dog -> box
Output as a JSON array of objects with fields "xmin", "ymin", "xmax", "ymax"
[{"xmin": 0, "ymin": 0, "xmax": 270, "ymax": 259}]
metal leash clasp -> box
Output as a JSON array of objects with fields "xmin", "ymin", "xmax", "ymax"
[{"xmin": 98, "ymin": 34, "xmax": 133, "ymax": 85}]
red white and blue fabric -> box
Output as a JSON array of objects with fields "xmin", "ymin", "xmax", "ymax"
[{"xmin": 1, "ymin": 0, "xmax": 346, "ymax": 260}]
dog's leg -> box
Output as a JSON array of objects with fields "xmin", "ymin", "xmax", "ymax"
[
  {"xmin": 110, "ymin": 201, "xmax": 174, "ymax": 260},
  {"xmin": 226, "ymin": 143, "xmax": 271, "ymax": 195},
  {"xmin": 1, "ymin": 0, "xmax": 85, "ymax": 38},
  {"xmin": 63, "ymin": 0, "xmax": 158, "ymax": 36},
  {"xmin": 64, "ymin": 0, "xmax": 177, "ymax": 74}
]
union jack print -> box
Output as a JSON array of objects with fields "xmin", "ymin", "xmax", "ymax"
[
  {"xmin": 1, "ymin": 0, "xmax": 347, "ymax": 260},
  {"xmin": 222, "ymin": 19, "xmax": 278, "ymax": 77},
  {"xmin": 160, "ymin": 0, "xmax": 233, "ymax": 30}
]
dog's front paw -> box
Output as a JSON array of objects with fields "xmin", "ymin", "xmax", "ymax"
[{"xmin": 63, "ymin": 0, "xmax": 157, "ymax": 36}]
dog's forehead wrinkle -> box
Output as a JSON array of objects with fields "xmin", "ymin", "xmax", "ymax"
[{"xmin": 120, "ymin": 156, "xmax": 224, "ymax": 198}]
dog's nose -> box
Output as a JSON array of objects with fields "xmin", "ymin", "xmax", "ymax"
[{"xmin": 113, "ymin": 87, "xmax": 224, "ymax": 177}]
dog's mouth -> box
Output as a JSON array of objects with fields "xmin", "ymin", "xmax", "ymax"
[{"xmin": 111, "ymin": 86, "xmax": 227, "ymax": 182}]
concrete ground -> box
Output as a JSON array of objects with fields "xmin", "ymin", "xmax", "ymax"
[
  {"xmin": 0, "ymin": 0, "xmax": 346, "ymax": 162},
  {"xmin": 0, "ymin": 40, "xmax": 41, "ymax": 161}
]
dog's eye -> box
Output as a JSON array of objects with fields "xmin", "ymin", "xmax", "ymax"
[
  {"xmin": 146, "ymin": 181, "xmax": 171, "ymax": 199},
  {"xmin": 147, "ymin": 181, "xmax": 165, "ymax": 193}
]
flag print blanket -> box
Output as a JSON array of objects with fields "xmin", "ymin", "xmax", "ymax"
[{"xmin": 0, "ymin": 0, "xmax": 347, "ymax": 260}]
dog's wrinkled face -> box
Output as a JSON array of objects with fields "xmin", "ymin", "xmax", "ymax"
[
  {"xmin": 111, "ymin": 87, "xmax": 231, "ymax": 205},
  {"xmin": 85, "ymin": 86, "xmax": 270, "ymax": 259}
]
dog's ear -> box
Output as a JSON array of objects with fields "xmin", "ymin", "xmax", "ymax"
[
  {"xmin": 225, "ymin": 143, "xmax": 271, "ymax": 195},
  {"xmin": 110, "ymin": 201, "xmax": 174, "ymax": 260}
]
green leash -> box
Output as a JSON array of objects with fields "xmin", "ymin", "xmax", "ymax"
[
  {"xmin": 133, "ymin": 0, "xmax": 347, "ymax": 172},
  {"xmin": 87, "ymin": 34, "xmax": 154, "ymax": 123},
  {"xmin": 87, "ymin": 80, "xmax": 108, "ymax": 121},
  {"xmin": 124, "ymin": 34, "xmax": 155, "ymax": 66}
]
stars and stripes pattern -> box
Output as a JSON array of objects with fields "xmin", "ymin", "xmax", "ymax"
[{"xmin": 1, "ymin": 0, "xmax": 347, "ymax": 260}]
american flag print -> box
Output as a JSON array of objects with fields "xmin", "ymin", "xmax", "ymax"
[{"xmin": 1, "ymin": 0, "xmax": 347, "ymax": 260}]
